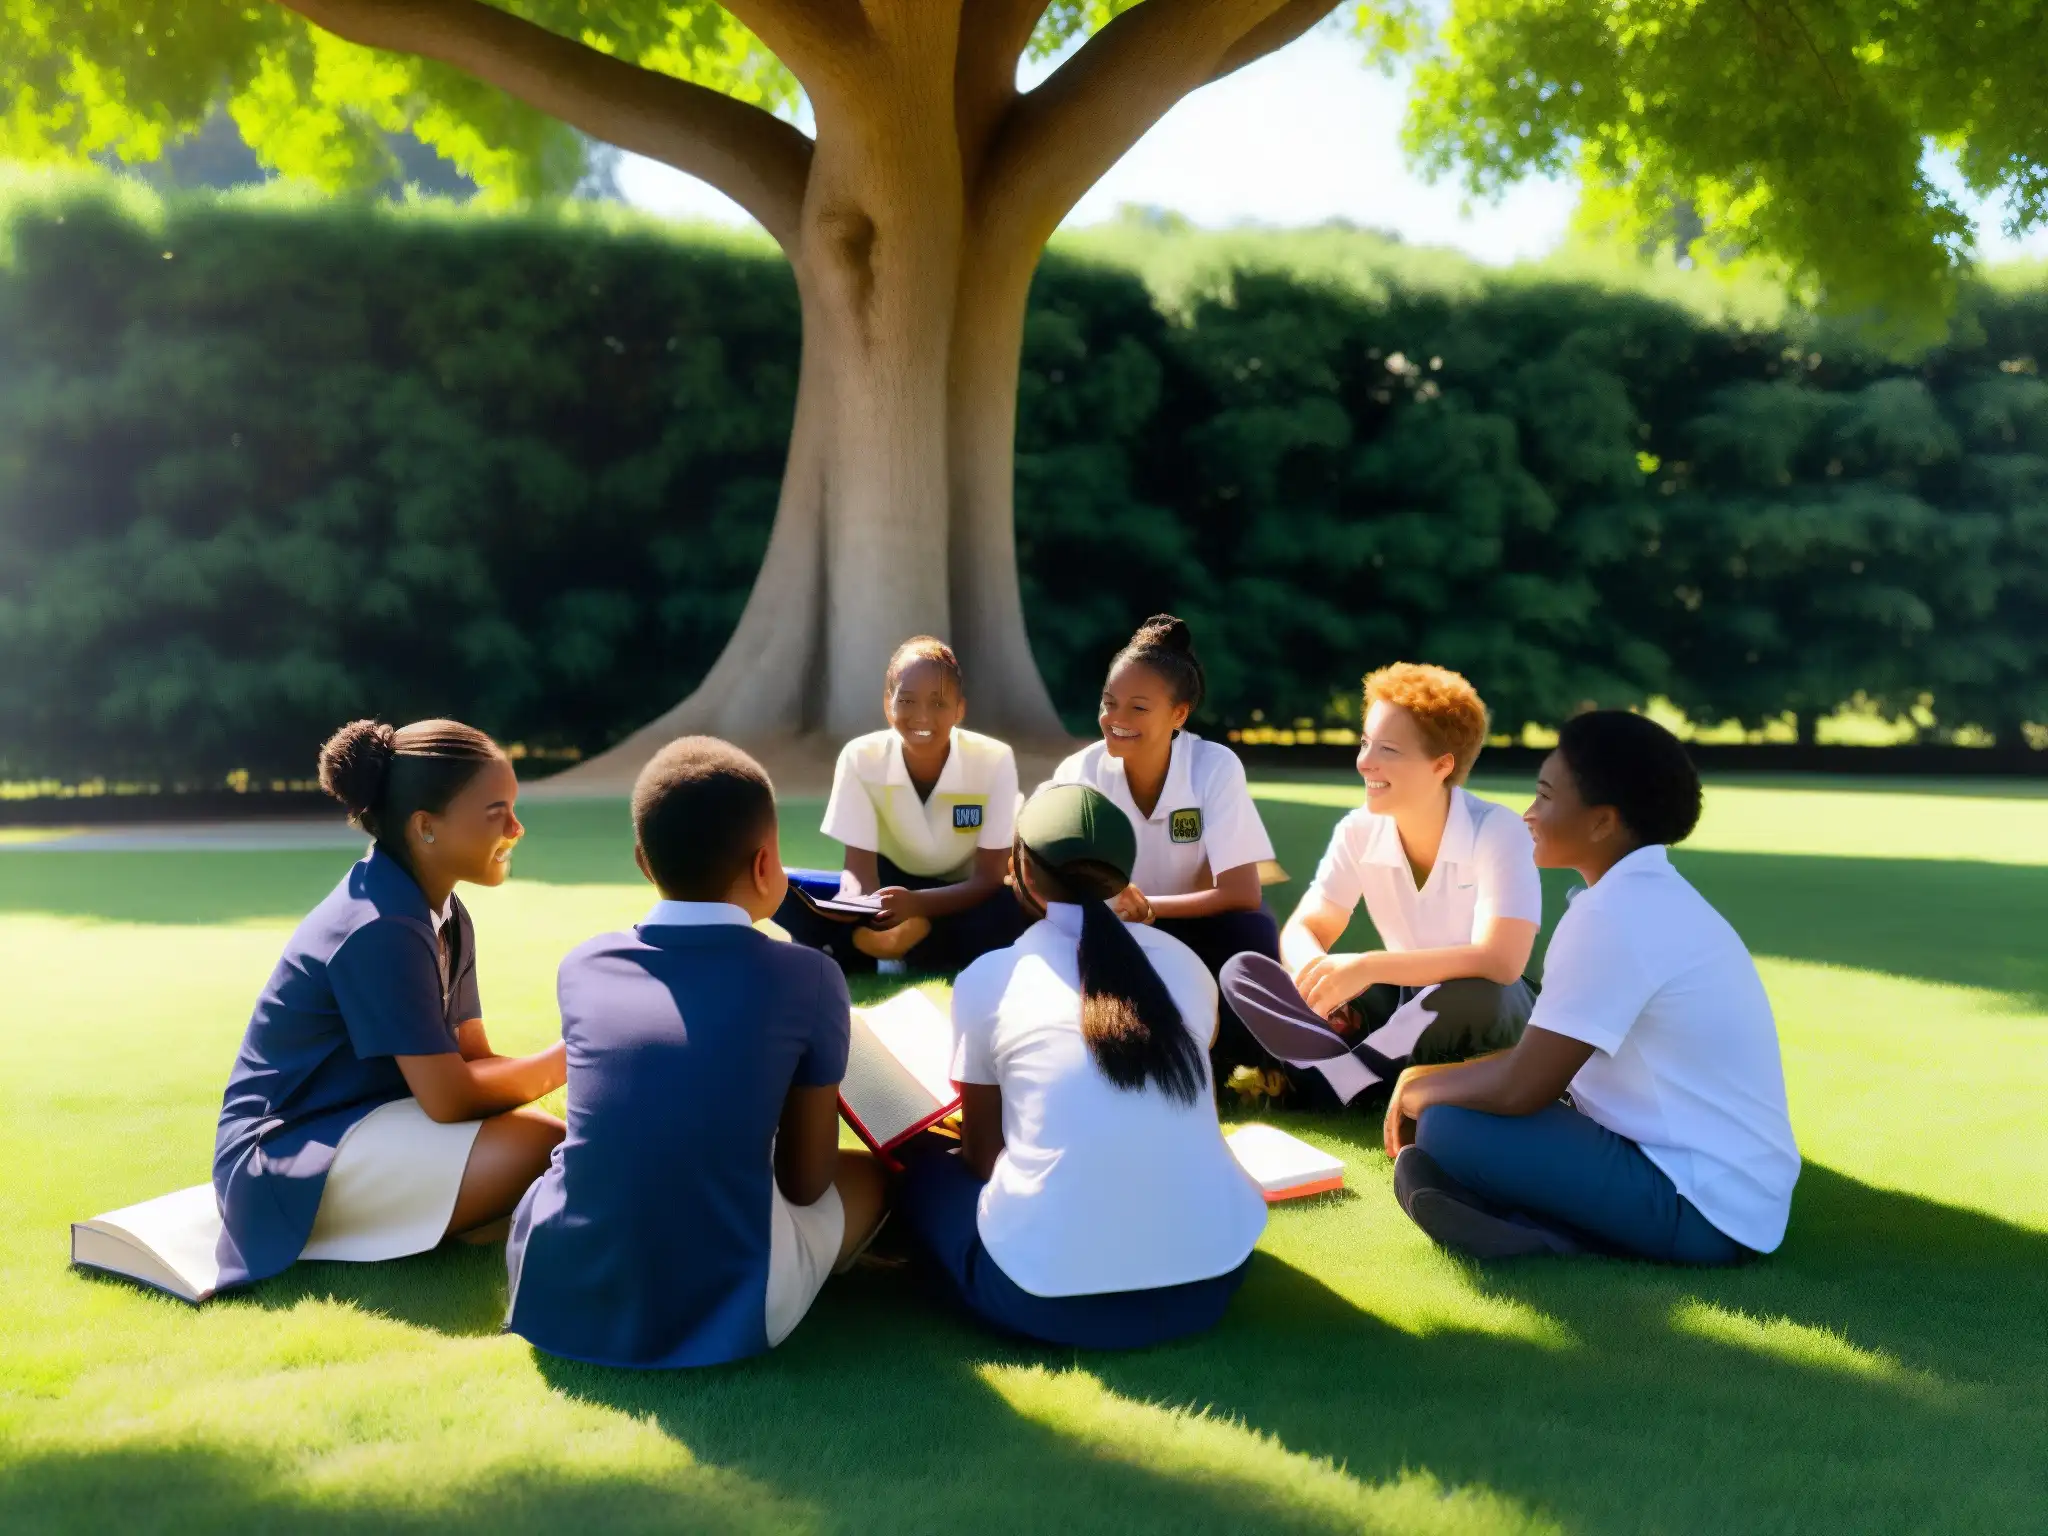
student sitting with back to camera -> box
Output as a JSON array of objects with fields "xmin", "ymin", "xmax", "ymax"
[
  {"xmin": 895, "ymin": 783, "xmax": 1268, "ymax": 1350},
  {"xmin": 505, "ymin": 736, "xmax": 889, "ymax": 1368}
]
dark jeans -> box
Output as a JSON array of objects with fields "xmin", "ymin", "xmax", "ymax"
[
  {"xmin": 1152, "ymin": 908, "xmax": 1282, "ymax": 1075},
  {"xmin": 775, "ymin": 856, "xmax": 1030, "ymax": 975},
  {"xmin": 1417, "ymin": 1102, "xmax": 1754, "ymax": 1266},
  {"xmin": 897, "ymin": 1149, "xmax": 1253, "ymax": 1349}
]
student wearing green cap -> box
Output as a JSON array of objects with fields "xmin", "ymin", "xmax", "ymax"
[{"xmin": 895, "ymin": 783, "xmax": 1268, "ymax": 1349}]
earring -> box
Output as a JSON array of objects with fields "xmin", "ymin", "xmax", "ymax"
[{"xmin": 422, "ymin": 830, "xmax": 435, "ymax": 845}]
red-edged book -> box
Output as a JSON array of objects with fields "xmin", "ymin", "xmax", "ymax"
[
  {"xmin": 1226, "ymin": 1124, "xmax": 1347, "ymax": 1203},
  {"xmin": 838, "ymin": 989, "xmax": 960, "ymax": 1170}
]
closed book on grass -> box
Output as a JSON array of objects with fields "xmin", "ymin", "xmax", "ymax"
[
  {"xmin": 1227, "ymin": 1125, "xmax": 1346, "ymax": 1203},
  {"xmin": 840, "ymin": 988, "xmax": 958, "ymax": 1166},
  {"xmin": 72, "ymin": 1183, "xmax": 223, "ymax": 1304}
]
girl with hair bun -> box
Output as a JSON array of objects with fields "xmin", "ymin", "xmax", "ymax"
[
  {"xmin": 1382, "ymin": 711, "xmax": 1800, "ymax": 1266},
  {"xmin": 777, "ymin": 635, "xmax": 1028, "ymax": 975},
  {"xmin": 895, "ymin": 783, "xmax": 1266, "ymax": 1348},
  {"xmin": 1051, "ymin": 615, "xmax": 1281, "ymax": 1071},
  {"xmin": 211, "ymin": 718, "xmax": 567, "ymax": 1292}
]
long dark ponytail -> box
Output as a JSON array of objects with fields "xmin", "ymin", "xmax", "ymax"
[{"xmin": 1016, "ymin": 846, "xmax": 1206, "ymax": 1104}]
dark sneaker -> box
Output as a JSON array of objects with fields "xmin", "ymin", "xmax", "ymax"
[{"xmin": 1394, "ymin": 1147, "xmax": 1578, "ymax": 1260}]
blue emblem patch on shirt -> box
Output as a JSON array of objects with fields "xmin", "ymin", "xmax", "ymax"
[{"xmin": 953, "ymin": 803, "xmax": 984, "ymax": 830}]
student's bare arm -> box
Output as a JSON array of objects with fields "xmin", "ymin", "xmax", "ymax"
[
  {"xmin": 454, "ymin": 1019, "xmax": 493, "ymax": 1062},
  {"xmin": 1145, "ymin": 862, "xmax": 1264, "ymax": 921},
  {"xmin": 1299, "ymin": 916, "xmax": 1541, "ymax": 1015},
  {"xmin": 840, "ymin": 847, "xmax": 882, "ymax": 898},
  {"xmin": 1279, "ymin": 891, "xmax": 1352, "ymax": 975},
  {"xmin": 397, "ymin": 1041, "xmax": 567, "ymax": 1124},
  {"xmin": 959, "ymin": 1082, "xmax": 1005, "ymax": 1182},
  {"xmin": 775, "ymin": 1083, "xmax": 844, "ymax": 1206},
  {"xmin": 1348, "ymin": 916, "xmax": 1537, "ymax": 989},
  {"xmin": 884, "ymin": 847, "xmax": 1010, "ymax": 922},
  {"xmin": 1382, "ymin": 1027, "xmax": 1595, "ymax": 1158}
]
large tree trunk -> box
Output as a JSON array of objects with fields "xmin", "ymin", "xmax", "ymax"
[
  {"xmin": 495, "ymin": 0, "xmax": 1315, "ymax": 794},
  {"xmin": 947, "ymin": 239, "xmax": 1069, "ymax": 741},
  {"xmin": 553, "ymin": 123, "xmax": 1068, "ymax": 789}
]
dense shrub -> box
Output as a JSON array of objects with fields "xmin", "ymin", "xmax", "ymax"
[{"xmin": 1, "ymin": 179, "xmax": 2043, "ymax": 779}]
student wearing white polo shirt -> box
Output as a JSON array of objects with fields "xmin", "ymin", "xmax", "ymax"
[
  {"xmin": 895, "ymin": 783, "xmax": 1268, "ymax": 1348},
  {"xmin": 776, "ymin": 637, "xmax": 1028, "ymax": 973},
  {"xmin": 1051, "ymin": 615, "xmax": 1279, "ymax": 1069},
  {"xmin": 1383, "ymin": 712, "xmax": 1800, "ymax": 1265},
  {"xmin": 1221, "ymin": 663, "xmax": 1543, "ymax": 1107}
]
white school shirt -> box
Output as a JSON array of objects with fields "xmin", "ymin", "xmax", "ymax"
[
  {"xmin": 1050, "ymin": 733, "xmax": 1274, "ymax": 898},
  {"xmin": 1305, "ymin": 787, "xmax": 1542, "ymax": 951},
  {"xmin": 1530, "ymin": 845, "xmax": 1801, "ymax": 1253},
  {"xmin": 821, "ymin": 728, "xmax": 1019, "ymax": 881},
  {"xmin": 949, "ymin": 904, "xmax": 1268, "ymax": 1297}
]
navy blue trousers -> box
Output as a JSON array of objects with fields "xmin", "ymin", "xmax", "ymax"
[
  {"xmin": 776, "ymin": 857, "xmax": 1029, "ymax": 975},
  {"xmin": 1416, "ymin": 1102, "xmax": 1754, "ymax": 1266},
  {"xmin": 897, "ymin": 1150, "xmax": 1252, "ymax": 1349},
  {"xmin": 1152, "ymin": 907, "xmax": 1281, "ymax": 1074}
]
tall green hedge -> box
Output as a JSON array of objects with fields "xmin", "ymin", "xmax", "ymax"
[{"xmin": 1, "ymin": 179, "xmax": 2043, "ymax": 781}]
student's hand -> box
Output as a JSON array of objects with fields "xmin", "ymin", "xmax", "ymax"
[
  {"xmin": 1297, "ymin": 952, "xmax": 1377, "ymax": 1020},
  {"xmin": 1111, "ymin": 884, "xmax": 1154, "ymax": 924},
  {"xmin": 1382, "ymin": 1060, "xmax": 1477, "ymax": 1161},
  {"xmin": 871, "ymin": 886, "xmax": 923, "ymax": 930}
]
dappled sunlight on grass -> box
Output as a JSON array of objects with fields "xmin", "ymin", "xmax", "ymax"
[
  {"xmin": 1667, "ymin": 1300, "xmax": 1956, "ymax": 1402},
  {"xmin": 981, "ymin": 1363, "xmax": 1564, "ymax": 1536},
  {"xmin": 5, "ymin": 776, "xmax": 2045, "ymax": 1533}
]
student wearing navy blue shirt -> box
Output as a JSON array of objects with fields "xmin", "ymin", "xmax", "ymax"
[
  {"xmin": 506, "ymin": 736, "xmax": 890, "ymax": 1368},
  {"xmin": 213, "ymin": 719, "xmax": 567, "ymax": 1291}
]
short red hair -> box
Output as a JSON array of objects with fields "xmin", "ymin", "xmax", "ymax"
[{"xmin": 1363, "ymin": 663, "xmax": 1490, "ymax": 784}]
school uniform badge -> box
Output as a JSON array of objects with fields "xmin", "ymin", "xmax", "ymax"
[
  {"xmin": 1169, "ymin": 808, "xmax": 1203, "ymax": 844},
  {"xmin": 953, "ymin": 803, "xmax": 984, "ymax": 830}
]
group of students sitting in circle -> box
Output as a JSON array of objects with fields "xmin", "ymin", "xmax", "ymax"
[{"xmin": 210, "ymin": 614, "xmax": 1799, "ymax": 1365}]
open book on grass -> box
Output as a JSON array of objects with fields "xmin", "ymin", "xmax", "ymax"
[
  {"xmin": 839, "ymin": 988, "xmax": 959, "ymax": 1166},
  {"xmin": 72, "ymin": 1183, "xmax": 224, "ymax": 1304}
]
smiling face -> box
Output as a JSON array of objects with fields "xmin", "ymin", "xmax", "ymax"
[
  {"xmin": 1523, "ymin": 748, "xmax": 1622, "ymax": 871},
  {"xmin": 412, "ymin": 755, "xmax": 524, "ymax": 889},
  {"xmin": 1357, "ymin": 699, "xmax": 1455, "ymax": 814},
  {"xmin": 1099, "ymin": 659, "xmax": 1190, "ymax": 762},
  {"xmin": 885, "ymin": 658, "xmax": 965, "ymax": 754}
]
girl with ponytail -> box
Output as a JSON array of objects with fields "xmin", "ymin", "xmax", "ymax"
[
  {"xmin": 894, "ymin": 784, "xmax": 1267, "ymax": 1349},
  {"xmin": 1051, "ymin": 614, "xmax": 1284, "ymax": 1075},
  {"xmin": 211, "ymin": 718, "xmax": 566, "ymax": 1292}
]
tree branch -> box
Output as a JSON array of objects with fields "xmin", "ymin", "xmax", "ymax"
[
  {"xmin": 1210, "ymin": 0, "xmax": 1339, "ymax": 83},
  {"xmin": 976, "ymin": 0, "xmax": 1295, "ymax": 247},
  {"xmin": 272, "ymin": 0, "xmax": 815, "ymax": 251},
  {"xmin": 955, "ymin": 0, "xmax": 1052, "ymax": 184}
]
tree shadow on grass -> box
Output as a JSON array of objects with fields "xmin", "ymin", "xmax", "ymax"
[
  {"xmin": 0, "ymin": 1440, "xmax": 816, "ymax": 1535},
  {"xmin": 533, "ymin": 1254, "xmax": 1557, "ymax": 1536},
  {"xmin": 216, "ymin": 1241, "xmax": 515, "ymax": 1338},
  {"xmin": 1081, "ymin": 1162, "xmax": 2048, "ymax": 1535},
  {"xmin": 534, "ymin": 1164, "xmax": 2048, "ymax": 1535},
  {"xmin": 32, "ymin": 1163, "xmax": 2048, "ymax": 1534}
]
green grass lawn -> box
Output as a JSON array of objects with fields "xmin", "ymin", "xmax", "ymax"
[{"xmin": 2, "ymin": 775, "xmax": 2045, "ymax": 1534}]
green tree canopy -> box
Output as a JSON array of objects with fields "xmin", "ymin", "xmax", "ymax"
[{"xmin": 4, "ymin": 1, "xmax": 2044, "ymax": 760}]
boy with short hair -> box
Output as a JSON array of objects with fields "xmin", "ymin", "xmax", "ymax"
[{"xmin": 505, "ymin": 736, "xmax": 889, "ymax": 1367}]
